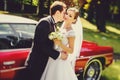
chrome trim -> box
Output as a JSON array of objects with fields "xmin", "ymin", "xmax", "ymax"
[
  {"xmin": 0, "ymin": 67, "xmax": 26, "ymax": 73},
  {"xmin": 3, "ymin": 61, "xmax": 15, "ymax": 65},
  {"xmin": 77, "ymin": 53, "xmax": 113, "ymax": 60}
]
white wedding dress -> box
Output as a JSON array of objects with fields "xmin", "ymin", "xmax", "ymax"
[{"xmin": 40, "ymin": 28, "xmax": 78, "ymax": 80}]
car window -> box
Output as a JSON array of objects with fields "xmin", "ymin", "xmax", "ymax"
[
  {"xmin": 0, "ymin": 24, "xmax": 36, "ymax": 50},
  {"xmin": 11, "ymin": 24, "xmax": 36, "ymax": 33},
  {"xmin": 0, "ymin": 24, "xmax": 14, "ymax": 34}
]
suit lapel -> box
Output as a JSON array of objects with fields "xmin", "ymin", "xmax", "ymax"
[{"xmin": 47, "ymin": 16, "xmax": 56, "ymax": 32}]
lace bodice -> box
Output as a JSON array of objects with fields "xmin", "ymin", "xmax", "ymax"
[{"xmin": 54, "ymin": 28, "xmax": 75, "ymax": 51}]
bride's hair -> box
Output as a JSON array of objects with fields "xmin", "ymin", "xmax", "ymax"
[{"xmin": 67, "ymin": 7, "xmax": 79, "ymax": 24}]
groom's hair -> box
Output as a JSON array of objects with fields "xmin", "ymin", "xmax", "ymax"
[{"xmin": 50, "ymin": 1, "xmax": 66, "ymax": 15}]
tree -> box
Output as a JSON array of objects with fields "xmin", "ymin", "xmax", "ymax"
[
  {"xmin": 37, "ymin": 0, "xmax": 45, "ymax": 18},
  {"xmin": 37, "ymin": 0, "xmax": 54, "ymax": 18},
  {"xmin": 4, "ymin": 0, "xmax": 7, "ymax": 11},
  {"xmin": 84, "ymin": 0, "xmax": 111, "ymax": 32},
  {"xmin": 95, "ymin": 0, "xmax": 110, "ymax": 32}
]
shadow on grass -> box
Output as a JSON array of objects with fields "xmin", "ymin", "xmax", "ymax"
[
  {"xmin": 100, "ymin": 76, "xmax": 108, "ymax": 80},
  {"xmin": 77, "ymin": 76, "xmax": 108, "ymax": 80},
  {"xmin": 114, "ymin": 53, "xmax": 120, "ymax": 61}
]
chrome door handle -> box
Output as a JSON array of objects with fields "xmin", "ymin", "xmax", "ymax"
[{"xmin": 3, "ymin": 61, "xmax": 15, "ymax": 66}]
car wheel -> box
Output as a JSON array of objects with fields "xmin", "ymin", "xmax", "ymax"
[{"xmin": 83, "ymin": 59, "xmax": 102, "ymax": 80}]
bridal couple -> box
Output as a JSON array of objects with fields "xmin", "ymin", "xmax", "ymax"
[{"xmin": 14, "ymin": 1, "xmax": 83, "ymax": 80}]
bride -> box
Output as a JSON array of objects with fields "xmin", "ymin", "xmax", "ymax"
[{"xmin": 40, "ymin": 7, "xmax": 83, "ymax": 80}]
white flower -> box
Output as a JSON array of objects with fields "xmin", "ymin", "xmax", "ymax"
[{"xmin": 48, "ymin": 26, "xmax": 63, "ymax": 40}]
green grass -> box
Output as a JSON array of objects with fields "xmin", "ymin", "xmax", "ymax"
[
  {"xmin": 83, "ymin": 28, "xmax": 120, "ymax": 54},
  {"xmin": 80, "ymin": 18, "xmax": 120, "ymax": 54},
  {"xmin": 101, "ymin": 60, "xmax": 120, "ymax": 80}
]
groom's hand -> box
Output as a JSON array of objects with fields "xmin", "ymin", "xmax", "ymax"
[{"xmin": 60, "ymin": 53, "xmax": 68, "ymax": 60}]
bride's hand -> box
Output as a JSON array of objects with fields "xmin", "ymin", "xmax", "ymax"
[{"xmin": 53, "ymin": 39, "xmax": 62, "ymax": 46}]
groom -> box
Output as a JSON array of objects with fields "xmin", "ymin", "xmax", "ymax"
[{"xmin": 14, "ymin": 1, "xmax": 67, "ymax": 80}]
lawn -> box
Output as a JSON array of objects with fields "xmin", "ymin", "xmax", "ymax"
[
  {"xmin": 80, "ymin": 18, "xmax": 120, "ymax": 54},
  {"xmin": 101, "ymin": 60, "xmax": 120, "ymax": 80}
]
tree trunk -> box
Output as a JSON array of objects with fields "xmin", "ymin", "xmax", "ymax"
[
  {"xmin": 36, "ymin": 1, "xmax": 39, "ymax": 15},
  {"xmin": 4, "ymin": 0, "xmax": 7, "ymax": 11},
  {"xmin": 95, "ymin": 0, "xmax": 110, "ymax": 32},
  {"xmin": 30, "ymin": 0, "xmax": 33, "ymax": 5},
  {"xmin": 38, "ymin": 0, "xmax": 45, "ymax": 18},
  {"xmin": 21, "ymin": 1, "xmax": 24, "ymax": 12}
]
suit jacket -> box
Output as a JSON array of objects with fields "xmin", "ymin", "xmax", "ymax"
[{"xmin": 14, "ymin": 16, "xmax": 60, "ymax": 80}]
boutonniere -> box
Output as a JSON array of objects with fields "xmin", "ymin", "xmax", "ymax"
[{"xmin": 48, "ymin": 26, "xmax": 63, "ymax": 40}]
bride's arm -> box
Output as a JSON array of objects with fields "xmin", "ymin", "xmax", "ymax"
[{"xmin": 54, "ymin": 36, "xmax": 75, "ymax": 54}]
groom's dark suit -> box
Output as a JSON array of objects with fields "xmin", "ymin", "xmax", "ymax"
[{"xmin": 14, "ymin": 16, "xmax": 60, "ymax": 80}]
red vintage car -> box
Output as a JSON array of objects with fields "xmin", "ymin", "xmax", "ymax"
[{"xmin": 0, "ymin": 14, "xmax": 113, "ymax": 80}]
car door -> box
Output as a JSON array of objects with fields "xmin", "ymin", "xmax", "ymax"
[
  {"xmin": 0, "ymin": 48, "xmax": 30, "ymax": 79},
  {"xmin": 0, "ymin": 24, "xmax": 36, "ymax": 79}
]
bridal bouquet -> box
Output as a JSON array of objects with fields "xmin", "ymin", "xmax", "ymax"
[{"xmin": 48, "ymin": 26, "xmax": 63, "ymax": 40}]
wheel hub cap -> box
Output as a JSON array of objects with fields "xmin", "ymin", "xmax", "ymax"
[{"xmin": 88, "ymin": 68, "xmax": 95, "ymax": 77}]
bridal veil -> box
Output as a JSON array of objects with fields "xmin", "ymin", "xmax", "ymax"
[{"xmin": 68, "ymin": 16, "xmax": 83, "ymax": 68}]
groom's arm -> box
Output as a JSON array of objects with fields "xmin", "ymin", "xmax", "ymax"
[
  {"xmin": 34, "ymin": 20, "xmax": 67, "ymax": 60},
  {"xmin": 36, "ymin": 20, "xmax": 60, "ymax": 59}
]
